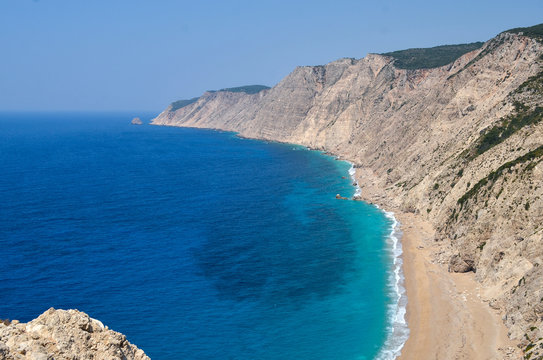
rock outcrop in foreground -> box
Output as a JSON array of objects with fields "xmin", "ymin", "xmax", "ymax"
[
  {"xmin": 0, "ymin": 308, "xmax": 149, "ymax": 360},
  {"xmin": 154, "ymin": 24, "xmax": 543, "ymax": 357}
]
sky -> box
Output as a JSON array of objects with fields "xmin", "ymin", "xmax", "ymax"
[{"xmin": 1, "ymin": 0, "xmax": 542, "ymax": 112}]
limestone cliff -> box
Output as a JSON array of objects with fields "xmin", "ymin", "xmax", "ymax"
[
  {"xmin": 0, "ymin": 308, "xmax": 149, "ymax": 360},
  {"xmin": 153, "ymin": 25, "xmax": 543, "ymax": 357}
]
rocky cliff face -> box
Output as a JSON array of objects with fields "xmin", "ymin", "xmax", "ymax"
[
  {"xmin": 0, "ymin": 308, "xmax": 149, "ymax": 360},
  {"xmin": 153, "ymin": 29, "xmax": 543, "ymax": 357}
]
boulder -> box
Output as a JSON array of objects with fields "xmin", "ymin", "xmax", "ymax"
[
  {"xmin": 0, "ymin": 308, "xmax": 149, "ymax": 360},
  {"xmin": 448, "ymin": 254, "xmax": 474, "ymax": 273}
]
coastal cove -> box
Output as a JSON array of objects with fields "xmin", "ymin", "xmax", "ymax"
[
  {"xmin": 152, "ymin": 24, "xmax": 543, "ymax": 359},
  {"xmin": 162, "ymin": 123, "xmax": 518, "ymax": 360},
  {"xmin": 1, "ymin": 112, "xmax": 405, "ymax": 359},
  {"xmin": 3, "ymin": 0, "xmax": 543, "ymax": 356},
  {"xmin": 354, "ymin": 170, "xmax": 520, "ymax": 359}
]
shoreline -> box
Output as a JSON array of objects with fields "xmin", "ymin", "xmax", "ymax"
[
  {"xmin": 354, "ymin": 169, "xmax": 521, "ymax": 360},
  {"xmin": 348, "ymin": 163, "xmax": 409, "ymax": 360},
  {"xmin": 155, "ymin": 127, "xmax": 522, "ymax": 359},
  {"xmin": 377, "ymin": 211, "xmax": 409, "ymax": 359}
]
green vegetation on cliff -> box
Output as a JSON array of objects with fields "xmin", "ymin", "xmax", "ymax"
[
  {"xmin": 457, "ymin": 145, "xmax": 543, "ymax": 209},
  {"xmin": 214, "ymin": 85, "xmax": 270, "ymax": 94},
  {"xmin": 505, "ymin": 23, "xmax": 543, "ymax": 41},
  {"xmin": 382, "ymin": 42, "xmax": 484, "ymax": 70},
  {"xmin": 469, "ymin": 52, "xmax": 543, "ymax": 158},
  {"xmin": 170, "ymin": 85, "xmax": 269, "ymax": 112},
  {"xmin": 170, "ymin": 97, "xmax": 199, "ymax": 111},
  {"xmin": 514, "ymin": 69, "xmax": 543, "ymax": 95},
  {"xmin": 473, "ymin": 103, "xmax": 543, "ymax": 157},
  {"xmin": 449, "ymin": 24, "xmax": 543, "ymax": 80}
]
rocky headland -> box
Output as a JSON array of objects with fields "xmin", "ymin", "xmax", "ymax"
[
  {"xmin": 153, "ymin": 24, "xmax": 543, "ymax": 359},
  {"xmin": 0, "ymin": 308, "xmax": 149, "ymax": 360}
]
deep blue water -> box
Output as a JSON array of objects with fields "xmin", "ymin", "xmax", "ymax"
[{"xmin": 0, "ymin": 112, "xmax": 395, "ymax": 359}]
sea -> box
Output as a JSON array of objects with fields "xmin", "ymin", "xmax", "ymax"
[{"xmin": 0, "ymin": 112, "xmax": 408, "ymax": 359}]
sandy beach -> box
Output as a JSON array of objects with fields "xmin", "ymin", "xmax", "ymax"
[
  {"xmin": 396, "ymin": 212, "xmax": 519, "ymax": 360},
  {"xmin": 354, "ymin": 169, "xmax": 520, "ymax": 360}
]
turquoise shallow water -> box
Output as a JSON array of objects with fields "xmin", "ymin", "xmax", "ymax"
[{"xmin": 0, "ymin": 112, "xmax": 403, "ymax": 359}]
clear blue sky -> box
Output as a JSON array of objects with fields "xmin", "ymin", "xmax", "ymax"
[{"xmin": 1, "ymin": 0, "xmax": 542, "ymax": 112}]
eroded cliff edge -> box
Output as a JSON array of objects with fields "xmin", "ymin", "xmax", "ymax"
[
  {"xmin": 0, "ymin": 308, "xmax": 149, "ymax": 360},
  {"xmin": 154, "ymin": 26, "xmax": 543, "ymax": 357}
]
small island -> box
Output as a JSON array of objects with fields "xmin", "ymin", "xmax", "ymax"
[{"xmin": 131, "ymin": 117, "xmax": 143, "ymax": 125}]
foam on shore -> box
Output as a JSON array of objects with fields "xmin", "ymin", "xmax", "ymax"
[
  {"xmin": 348, "ymin": 164, "xmax": 362, "ymax": 198},
  {"xmin": 375, "ymin": 211, "xmax": 409, "ymax": 359},
  {"xmin": 347, "ymin": 163, "xmax": 409, "ymax": 360}
]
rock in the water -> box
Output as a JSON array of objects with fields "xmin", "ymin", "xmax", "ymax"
[
  {"xmin": 131, "ymin": 117, "xmax": 143, "ymax": 125},
  {"xmin": 0, "ymin": 308, "xmax": 149, "ymax": 360}
]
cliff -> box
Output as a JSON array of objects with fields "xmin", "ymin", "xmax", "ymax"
[
  {"xmin": 153, "ymin": 25, "xmax": 543, "ymax": 357},
  {"xmin": 0, "ymin": 308, "xmax": 149, "ymax": 360}
]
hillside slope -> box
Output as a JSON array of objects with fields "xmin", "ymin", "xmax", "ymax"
[{"xmin": 153, "ymin": 27, "xmax": 543, "ymax": 357}]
